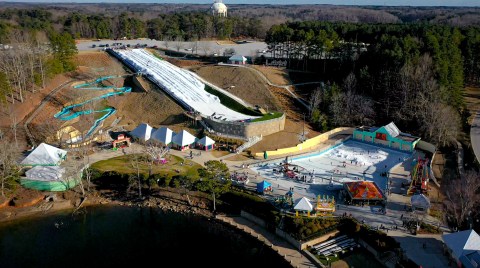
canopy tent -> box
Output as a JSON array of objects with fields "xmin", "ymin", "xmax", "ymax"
[
  {"xmin": 294, "ymin": 197, "xmax": 313, "ymax": 213},
  {"xmin": 228, "ymin": 55, "xmax": 247, "ymax": 64},
  {"xmin": 22, "ymin": 166, "xmax": 78, "ymax": 191},
  {"xmin": 130, "ymin": 123, "xmax": 154, "ymax": 141},
  {"xmin": 151, "ymin": 127, "xmax": 175, "ymax": 145},
  {"xmin": 20, "ymin": 143, "xmax": 67, "ymax": 166},
  {"xmin": 171, "ymin": 130, "xmax": 197, "ymax": 150},
  {"xmin": 443, "ymin": 230, "xmax": 480, "ymax": 262},
  {"xmin": 197, "ymin": 136, "xmax": 215, "ymax": 151},
  {"xmin": 256, "ymin": 180, "xmax": 271, "ymax": 193},
  {"xmin": 410, "ymin": 194, "xmax": 430, "ymax": 212},
  {"xmin": 344, "ymin": 181, "xmax": 385, "ymax": 204}
]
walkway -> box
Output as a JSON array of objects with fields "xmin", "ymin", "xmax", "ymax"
[
  {"xmin": 24, "ymin": 79, "xmax": 74, "ymax": 147},
  {"xmin": 217, "ymin": 215, "xmax": 317, "ymax": 268}
]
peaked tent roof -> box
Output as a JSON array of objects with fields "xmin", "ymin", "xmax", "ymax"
[
  {"xmin": 344, "ymin": 181, "xmax": 384, "ymax": 200},
  {"xmin": 198, "ymin": 136, "xmax": 215, "ymax": 146},
  {"xmin": 20, "ymin": 143, "xmax": 67, "ymax": 166},
  {"xmin": 25, "ymin": 166, "xmax": 65, "ymax": 182},
  {"xmin": 443, "ymin": 230, "xmax": 480, "ymax": 260},
  {"xmin": 411, "ymin": 194, "xmax": 431, "ymax": 209},
  {"xmin": 229, "ymin": 55, "xmax": 247, "ymax": 61},
  {"xmin": 256, "ymin": 180, "xmax": 271, "ymax": 192},
  {"xmin": 171, "ymin": 130, "xmax": 196, "ymax": 146},
  {"xmin": 294, "ymin": 197, "xmax": 313, "ymax": 211},
  {"xmin": 383, "ymin": 122, "xmax": 400, "ymax": 138},
  {"xmin": 151, "ymin": 127, "xmax": 175, "ymax": 144},
  {"xmin": 130, "ymin": 123, "xmax": 154, "ymax": 141}
]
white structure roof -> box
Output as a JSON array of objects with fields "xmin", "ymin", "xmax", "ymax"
[
  {"xmin": 384, "ymin": 122, "xmax": 400, "ymax": 137},
  {"xmin": 20, "ymin": 143, "xmax": 67, "ymax": 166},
  {"xmin": 25, "ymin": 166, "xmax": 65, "ymax": 182},
  {"xmin": 294, "ymin": 197, "xmax": 313, "ymax": 211},
  {"xmin": 229, "ymin": 55, "xmax": 247, "ymax": 62},
  {"xmin": 443, "ymin": 230, "xmax": 480, "ymax": 260},
  {"xmin": 411, "ymin": 194, "xmax": 431, "ymax": 209},
  {"xmin": 113, "ymin": 49, "xmax": 257, "ymax": 121},
  {"xmin": 151, "ymin": 127, "xmax": 175, "ymax": 144},
  {"xmin": 171, "ymin": 130, "xmax": 197, "ymax": 147},
  {"xmin": 130, "ymin": 123, "xmax": 154, "ymax": 141},
  {"xmin": 198, "ymin": 136, "xmax": 215, "ymax": 146}
]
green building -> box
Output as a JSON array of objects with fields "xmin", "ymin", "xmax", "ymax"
[{"xmin": 353, "ymin": 122, "xmax": 420, "ymax": 152}]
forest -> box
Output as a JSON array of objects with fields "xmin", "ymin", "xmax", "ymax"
[{"xmin": 264, "ymin": 21, "xmax": 480, "ymax": 148}]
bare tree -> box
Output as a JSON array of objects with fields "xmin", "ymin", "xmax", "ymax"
[
  {"xmin": 309, "ymin": 88, "xmax": 322, "ymax": 118},
  {"xmin": 129, "ymin": 147, "xmax": 143, "ymax": 199},
  {"xmin": 173, "ymin": 37, "xmax": 184, "ymax": 52},
  {"xmin": 144, "ymin": 142, "xmax": 168, "ymax": 178},
  {"xmin": 444, "ymin": 171, "xmax": 480, "ymax": 227},
  {"xmin": 163, "ymin": 36, "xmax": 171, "ymax": 51},
  {"xmin": 199, "ymin": 41, "xmax": 211, "ymax": 56},
  {"xmin": 0, "ymin": 138, "xmax": 20, "ymax": 197}
]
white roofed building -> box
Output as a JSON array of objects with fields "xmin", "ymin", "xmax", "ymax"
[
  {"xmin": 443, "ymin": 230, "xmax": 480, "ymax": 267},
  {"xmin": 130, "ymin": 123, "xmax": 154, "ymax": 141},
  {"xmin": 197, "ymin": 136, "xmax": 215, "ymax": 151},
  {"xmin": 151, "ymin": 127, "xmax": 175, "ymax": 145},
  {"xmin": 229, "ymin": 55, "xmax": 247, "ymax": 65},
  {"xmin": 20, "ymin": 143, "xmax": 67, "ymax": 166},
  {"xmin": 294, "ymin": 197, "xmax": 314, "ymax": 216},
  {"xmin": 211, "ymin": 0, "xmax": 227, "ymax": 17},
  {"xmin": 171, "ymin": 130, "xmax": 197, "ymax": 151}
]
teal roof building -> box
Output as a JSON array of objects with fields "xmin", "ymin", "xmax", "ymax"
[{"xmin": 353, "ymin": 122, "xmax": 420, "ymax": 152}]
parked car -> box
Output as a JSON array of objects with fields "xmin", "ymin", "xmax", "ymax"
[{"xmin": 91, "ymin": 44, "xmax": 96, "ymax": 48}]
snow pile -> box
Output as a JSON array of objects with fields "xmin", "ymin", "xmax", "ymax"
[{"xmin": 113, "ymin": 49, "xmax": 258, "ymax": 121}]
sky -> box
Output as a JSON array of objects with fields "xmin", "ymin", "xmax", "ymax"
[{"xmin": 1, "ymin": 0, "xmax": 479, "ymax": 7}]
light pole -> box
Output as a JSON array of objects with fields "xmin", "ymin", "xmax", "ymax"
[{"xmin": 302, "ymin": 112, "xmax": 305, "ymax": 142}]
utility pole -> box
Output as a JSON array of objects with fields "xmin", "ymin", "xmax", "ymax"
[{"xmin": 302, "ymin": 112, "xmax": 305, "ymax": 142}]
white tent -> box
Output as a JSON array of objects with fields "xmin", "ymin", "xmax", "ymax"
[
  {"xmin": 151, "ymin": 127, "xmax": 175, "ymax": 144},
  {"xmin": 20, "ymin": 143, "xmax": 67, "ymax": 166},
  {"xmin": 197, "ymin": 136, "xmax": 215, "ymax": 150},
  {"xmin": 25, "ymin": 166, "xmax": 65, "ymax": 182},
  {"xmin": 130, "ymin": 123, "xmax": 154, "ymax": 141},
  {"xmin": 443, "ymin": 230, "xmax": 480, "ymax": 261},
  {"xmin": 411, "ymin": 194, "xmax": 430, "ymax": 211},
  {"xmin": 294, "ymin": 197, "xmax": 313, "ymax": 211},
  {"xmin": 171, "ymin": 130, "xmax": 196, "ymax": 147}
]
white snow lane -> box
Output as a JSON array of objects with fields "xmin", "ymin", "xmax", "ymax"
[{"xmin": 113, "ymin": 49, "xmax": 259, "ymax": 121}]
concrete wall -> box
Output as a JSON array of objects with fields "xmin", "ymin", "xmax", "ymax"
[
  {"xmin": 275, "ymin": 227, "xmax": 339, "ymax": 251},
  {"xmin": 255, "ymin": 127, "xmax": 354, "ymax": 157},
  {"xmin": 204, "ymin": 113, "xmax": 285, "ymax": 139},
  {"xmin": 240, "ymin": 210, "xmax": 266, "ymax": 228}
]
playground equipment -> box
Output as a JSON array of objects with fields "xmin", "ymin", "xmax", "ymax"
[
  {"xmin": 54, "ymin": 75, "xmax": 133, "ymax": 139},
  {"xmin": 407, "ymin": 157, "xmax": 430, "ymax": 196},
  {"xmin": 316, "ymin": 195, "xmax": 336, "ymax": 215}
]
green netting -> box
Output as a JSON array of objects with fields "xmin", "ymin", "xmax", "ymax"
[{"xmin": 20, "ymin": 178, "xmax": 79, "ymax": 192}]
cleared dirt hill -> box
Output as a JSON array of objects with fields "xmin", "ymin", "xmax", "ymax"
[{"xmin": 191, "ymin": 65, "xmax": 282, "ymax": 112}]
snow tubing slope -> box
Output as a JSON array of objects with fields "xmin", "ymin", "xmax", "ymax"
[{"xmin": 113, "ymin": 49, "xmax": 258, "ymax": 121}]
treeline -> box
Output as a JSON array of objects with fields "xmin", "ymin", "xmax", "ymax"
[
  {"xmin": 265, "ymin": 21, "xmax": 480, "ymax": 146},
  {"xmin": 0, "ymin": 29, "xmax": 77, "ymax": 104},
  {"xmin": 0, "ymin": 9, "xmax": 264, "ymax": 42}
]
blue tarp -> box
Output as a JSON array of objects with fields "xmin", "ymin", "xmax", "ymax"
[{"xmin": 256, "ymin": 180, "xmax": 271, "ymax": 193}]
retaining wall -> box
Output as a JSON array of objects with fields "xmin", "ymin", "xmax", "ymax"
[
  {"xmin": 240, "ymin": 210, "xmax": 266, "ymax": 227},
  {"xmin": 204, "ymin": 113, "xmax": 285, "ymax": 138},
  {"xmin": 255, "ymin": 127, "xmax": 354, "ymax": 157}
]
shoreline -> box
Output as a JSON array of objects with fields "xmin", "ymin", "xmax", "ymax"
[{"xmin": 0, "ymin": 189, "xmax": 214, "ymax": 224}]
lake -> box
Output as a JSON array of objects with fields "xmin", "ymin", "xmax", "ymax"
[{"xmin": 0, "ymin": 206, "xmax": 290, "ymax": 268}]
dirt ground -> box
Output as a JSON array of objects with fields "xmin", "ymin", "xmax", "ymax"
[
  {"xmin": 251, "ymin": 65, "xmax": 290, "ymax": 86},
  {"xmin": 191, "ymin": 65, "xmax": 282, "ymax": 111},
  {"xmin": 463, "ymin": 86, "xmax": 480, "ymax": 124},
  {"xmin": 248, "ymin": 85, "xmax": 320, "ymax": 154}
]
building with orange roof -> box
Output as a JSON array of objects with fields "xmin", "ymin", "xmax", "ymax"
[{"xmin": 343, "ymin": 180, "xmax": 385, "ymax": 205}]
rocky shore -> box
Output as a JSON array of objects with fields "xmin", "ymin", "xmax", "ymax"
[{"xmin": 0, "ymin": 188, "xmax": 214, "ymax": 223}]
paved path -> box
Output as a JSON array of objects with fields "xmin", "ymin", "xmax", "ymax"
[
  {"xmin": 470, "ymin": 111, "xmax": 480, "ymax": 163},
  {"xmin": 217, "ymin": 215, "xmax": 317, "ymax": 268}
]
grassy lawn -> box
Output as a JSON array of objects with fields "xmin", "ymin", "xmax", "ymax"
[
  {"xmin": 91, "ymin": 154, "xmax": 201, "ymax": 178},
  {"xmin": 252, "ymin": 112, "xmax": 284, "ymax": 122},
  {"xmin": 204, "ymin": 85, "xmax": 261, "ymax": 116}
]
